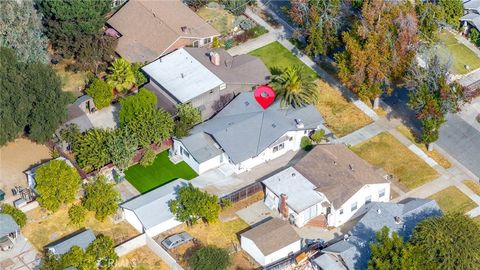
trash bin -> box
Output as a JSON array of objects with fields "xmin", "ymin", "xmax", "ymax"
[{"xmin": 0, "ymin": 189, "xmax": 5, "ymax": 201}]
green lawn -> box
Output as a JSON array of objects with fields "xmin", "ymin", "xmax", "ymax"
[
  {"xmin": 125, "ymin": 150, "xmax": 198, "ymax": 193},
  {"xmin": 438, "ymin": 31, "xmax": 480, "ymax": 75},
  {"xmin": 428, "ymin": 186, "xmax": 478, "ymax": 213},
  {"xmin": 249, "ymin": 41, "xmax": 318, "ymax": 78}
]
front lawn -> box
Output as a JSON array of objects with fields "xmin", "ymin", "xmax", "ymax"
[
  {"xmin": 428, "ymin": 186, "xmax": 478, "ymax": 213},
  {"xmin": 351, "ymin": 132, "xmax": 439, "ymax": 190},
  {"xmin": 438, "ymin": 31, "xmax": 480, "ymax": 75},
  {"xmin": 196, "ymin": 6, "xmax": 236, "ymax": 35},
  {"xmin": 124, "ymin": 150, "xmax": 198, "ymax": 193},
  {"xmin": 249, "ymin": 41, "xmax": 318, "ymax": 78}
]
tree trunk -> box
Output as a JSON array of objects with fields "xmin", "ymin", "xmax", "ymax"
[
  {"xmin": 427, "ymin": 143, "xmax": 434, "ymax": 152},
  {"xmin": 373, "ymin": 96, "xmax": 380, "ymax": 110}
]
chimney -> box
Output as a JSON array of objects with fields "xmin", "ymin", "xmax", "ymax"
[
  {"xmin": 394, "ymin": 216, "xmax": 402, "ymax": 224},
  {"xmin": 279, "ymin": 193, "xmax": 289, "ymax": 219},
  {"xmin": 210, "ymin": 52, "xmax": 220, "ymax": 66},
  {"xmin": 181, "ymin": 26, "xmax": 188, "ymax": 33}
]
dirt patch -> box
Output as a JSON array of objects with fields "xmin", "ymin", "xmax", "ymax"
[
  {"xmin": 0, "ymin": 138, "xmax": 51, "ymax": 201},
  {"xmin": 115, "ymin": 246, "xmax": 169, "ymax": 270}
]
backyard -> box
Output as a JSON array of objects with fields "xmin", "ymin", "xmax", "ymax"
[
  {"xmin": 52, "ymin": 59, "xmax": 89, "ymax": 97},
  {"xmin": 438, "ymin": 31, "xmax": 480, "ymax": 75},
  {"xmin": 428, "ymin": 186, "xmax": 478, "ymax": 213},
  {"xmin": 351, "ymin": 132, "xmax": 439, "ymax": 190},
  {"xmin": 124, "ymin": 150, "xmax": 198, "ymax": 193},
  {"xmin": 196, "ymin": 6, "xmax": 236, "ymax": 35},
  {"xmin": 116, "ymin": 246, "xmax": 169, "ymax": 270}
]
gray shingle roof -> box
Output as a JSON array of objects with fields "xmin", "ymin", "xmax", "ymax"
[
  {"xmin": 179, "ymin": 133, "xmax": 223, "ymax": 163},
  {"xmin": 0, "ymin": 214, "xmax": 19, "ymax": 238},
  {"xmin": 46, "ymin": 229, "xmax": 96, "ymax": 256},
  {"xmin": 318, "ymin": 199, "xmax": 442, "ymax": 270},
  {"xmin": 184, "ymin": 92, "xmax": 326, "ymax": 164}
]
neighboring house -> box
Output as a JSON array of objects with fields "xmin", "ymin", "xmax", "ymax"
[
  {"xmin": 171, "ymin": 92, "xmax": 330, "ymax": 174},
  {"xmin": 262, "ymin": 145, "xmax": 390, "ymax": 228},
  {"xmin": 241, "ymin": 218, "xmax": 301, "ymax": 266},
  {"xmin": 0, "ymin": 214, "xmax": 20, "ymax": 251},
  {"xmin": 106, "ymin": 0, "xmax": 220, "ymax": 63},
  {"xmin": 45, "ymin": 229, "xmax": 96, "ymax": 256},
  {"xmin": 121, "ymin": 179, "xmax": 188, "ymax": 237},
  {"xmin": 312, "ymin": 199, "xmax": 442, "ymax": 270},
  {"xmin": 142, "ymin": 47, "xmax": 271, "ymax": 119},
  {"xmin": 461, "ymin": 0, "xmax": 480, "ymax": 33},
  {"xmin": 25, "ymin": 157, "xmax": 74, "ymax": 191}
]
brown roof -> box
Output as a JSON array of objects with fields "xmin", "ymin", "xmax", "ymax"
[
  {"xmin": 241, "ymin": 218, "xmax": 300, "ymax": 255},
  {"xmin": 293, "ymin": 145, "xmax": 388, "ymax": 208},
  {"xmin": 107, "ymin": 0, "xmax": 219, "ymax": 63}
]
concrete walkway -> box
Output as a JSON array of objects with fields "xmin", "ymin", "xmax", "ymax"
[{"xmin": 336, "ymin": 122, "xmax": 384, "ymax": 146}]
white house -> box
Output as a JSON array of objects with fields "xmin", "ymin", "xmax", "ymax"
[
  {"xmin": 120, "ymin": 179, "xmax": 188, "ymax": 237},
  {"xmin": 461, "ymin": 0, "xmax": 480, "ymax": 34},
  {"xmin": 241, "ymin": 218, "xmax": 301, "ymax": 266},
  {"xmin": 171, "ymin": 92, "xmax": 330, "ymax": 175},
  {"xmin": 263, "ymin": 145, "xmax": 390, "ymax": 228}
]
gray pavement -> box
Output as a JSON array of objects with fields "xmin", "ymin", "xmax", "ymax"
[
  {"xmin": 336, "ymin": 122, "xmax": 384, "ymax": 146},
  {"xmin": 0, "ymin": 235, "xmax": 41, "ymax": 270}
]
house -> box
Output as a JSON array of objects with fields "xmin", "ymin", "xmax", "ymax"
[
  {"xmin": 106, "ymin": 0, "xmax": 220, "ymax": 63},
  {"xmin": 121, "ymin": 179, "xmax": 188, "ymax": 237},
  {"xmin": 171, "ymin": 92, "xmax": 330, "ymax": 174},
  {"xmin": 0, "ymin": 214, "xmax": 20, "ymax": 251},
  {"xmin": 142, "ymin": 47, "xmax": 271, "ymax": 119},
  {"xmin": 312, "ymin": 199, "xmax": 442, "ymax": 270},
  {"xmin": 241, "ymin": 218, "xmax": 301, "ymax": 266},
  {"xmin": 262, "ymin": 145, "xmax": 390, "ymax": 228},
  {"xmin": 45, "ymin": 229, "xmax": 96, "ymax": 256},
  {"xmin": 25, "ymin": 157, "xmax": 74, "ymax": 191},
  {"xmin": 461, "ymin": 0, "xmax": 480, "ymax": 34}
]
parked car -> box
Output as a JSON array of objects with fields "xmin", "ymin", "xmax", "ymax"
[{"xmin": 161, "ymin": 232, "xmax": 193, "ymax": 250}]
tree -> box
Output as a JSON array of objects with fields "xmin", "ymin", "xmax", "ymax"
[
  {"xmin": 184, "ymin": 0, "xmax": 209, "ymax": 11},
  {"xmin": 60, "ymin": 246, "xmax": 96, "ymax": 270},
  {"xmin": 470, "ymin": 28, "xmax": 480, "ymax": 47},
  {"xmin": 73, "ymin": 128, "xmax": 111, "ymax": 172},
  {"xmin": 169, "ymin": 184, "xmax": 221, "ymax": 225},
  {"xmin": 86, "ymin": 234, "xmax": 118, "ymax": 269},
  {"xmin": 406, "ymin": 213, "xmax": 480, "ymax": 269},
  {"xmin": 59, "ymin": 124, "xmax": 81, "ymax": 146},
  {"xmin": 174, "ymin": 103, "xmax": 201, "ymax": 138},
  {"xmin": 438, "ymin": 0, "xmax": 463, "ymax": 27},
  {"xmin": 271, "ymin": 66, "xmax": 318, "ymax": 108},
  {"xmin": 300, "ymin": 136, "xmax": 313, "ymax": 150},
  {"xmin": 407, "ymin": 53, "xmax": 465, "ymax": 146},
  {"xmin": 83, "ymin": 176, "xmax": 120, "ymax": 221},
  {"xmin": 106, "ymin": 128, "xmax": 138, "ymax": 169},
  {"xmin": 0, "ymin": 0, "xmax": 48, "ymax": 63},
  {"xmin": 1, "ymin": 204, "xmax": 27, "ymax": 228},
  {"xmin": 35, "ymin": 160, "xmax": 81, "ymax": 212},
  {"xmin": 212, "ymin": 37, "xmax": 221, "ymax": 48},
  {"xmin": 132, "ymin": 62, "xmax": 147, "ymax": 87},
  {"xmin": 189, "ymin": 245, "xmax": 231, "ymax": 270},
  {"xmin": 415, "ymin": 0, "xmax": 442, "ymax": 43},
  {"xmin": 106, "ymin": 58, "xmax": 135, "ymax": 93},
  {"xmin": 222, "ymin": 0, "xmax": 251, "ymax": 16},
  {"xmin": 86, "ymin": 78, "xmax": 114, "ymax": 109},
  {"xmin": 68, "ymin": 35, "xmax": 117, "ymax": 73},
  {"xmin": 140, "ymin": 146, "xmax": 156, "ymax": 167},
  {"xmin": 311, "ymin": 129, "xmax": 325, "ymax": 143},
  {"xmin": 368, "ymin": 227, "xmax": 406, "ymax": 270},
  {"xmin": 68, "ymin": 204, "xmax": 87, "ymax": 226}
]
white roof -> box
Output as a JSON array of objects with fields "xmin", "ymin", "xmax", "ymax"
[
  {"xmin": 142, "ymin": 48, "xmax": 224, "ymax": 103},
  {"xmin": 262, "ymin": 167, "xmax": 324, "ymax": 213}
]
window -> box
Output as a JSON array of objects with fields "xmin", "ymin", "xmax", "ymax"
[
  {"xmin": 204, "ymin": 37, "xmax": 212, "ymax": 44},
  {"xmin": 273, "ymin": 143, "xmax": 285, "ymax": 153},
  {"xmin": 193, "ymin": 40, "xmax": 199, "ymax": 47},
  {"xmin": 378, "ymin": 188, "xmax": 386, "ymax": 198},
  {"xmin": 365, "ymin": 195, "xmax": 372, "ymax": 204},
  {"xmin": 351, "ymin": 202, "xmax": 357, "ymax": 212},
  {"xmin": 339, "ymin": 209, "xmax": 344, "ymax": 215}
]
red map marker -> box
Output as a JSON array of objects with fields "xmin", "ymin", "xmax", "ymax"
[{"xmin": 254, "ymin": 85, "xmax": 275, "ymax": 109}]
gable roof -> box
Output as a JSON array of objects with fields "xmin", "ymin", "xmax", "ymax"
[
  {"xmin": 241, "ymin": 218, "xmax": 300, "ymax": 255},
  {"xmin": 46, "ymin": 229, "xmax": 96, "ymax": 256},
  {"xmin": 107, "ymin": 0, "xmax": 219, "ymax": 62},
  {"xmin": 0, "ymin": 214, "xmax": 19, "ymax": 238},
  {"xmin": 293, "ymin": 145, "xmax": 388, "ymax": 208},
  {"xmin": 181, "ymin": 92, "xmax": 326, "ymax": 164},
  {"xmin": 121, "ymin": 179, "xmax": 188, "ymax": 229}
]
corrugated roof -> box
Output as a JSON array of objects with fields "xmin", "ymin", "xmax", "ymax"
[
  {"xmin": 0, "ymin": 214, "xmax": 19, "ymax": 237},
  {"xmin": 46, "ymin": 229, "xmax": 96, "ymax": 256},
  {"xmin": 241, "ymin": 218, "xmax": 300, "ymax": 255}
]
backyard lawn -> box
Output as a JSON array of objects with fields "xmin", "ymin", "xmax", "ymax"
[
  {"xmin": 351, "ymin": 132, "xmax": 439, "ymax": 190},
  {"xmin": 116, "ymin": 246, "xmax": 169, "ymax": 270},
  {"xmin": 124, "ymin": 150, "xmax": 198, "ymax": 193},
  {"xmin": 438, "ymin": 31, "xmax": 480, "ymax": 75},
  {"xmin": 463, "ymin": 180, "xmax": 480, "ymax": 196},
  {"xmin": 428, "ymin": 186, "xmax": 478, "ymax": 213},
  {"xmin": 196, "ymin": 6, "xmax": 236, "ymax": 35}
]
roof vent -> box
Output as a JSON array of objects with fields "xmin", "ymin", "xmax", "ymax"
[
  {"xmin": 291, "ymin": 173, "xmax": 296, "ymax": 177},
  {"xmin": 343, "ymin": 234, "xmax": 349, "ymax": 241},
  {"xmin": 394, "ymin": 216, "xmax": 402, "ymax": 224},
  {"xmin": 181, "ymin": 73, "xmax": 185, "ymax": 78},
  {"xmin": 295, "ymin": 119, "xmax": 304, "ymax": 129},
  {"xmin": 181, "ymin": 26, "xmax": 188, "ymax": 33},
  {"xmin": 244, "ymin": 101, "xmax": 249, "ymax": 106},
  {"xmin": 272, "ymin": 123, "xmax": 276, "ymax": 128},
  {"xmin": 349, "ymin": 164, "xmax": 354, "ymax": 171},
  {"xmin": 377, "ymin": 209, "xmax": 382, "ymax": 214}
]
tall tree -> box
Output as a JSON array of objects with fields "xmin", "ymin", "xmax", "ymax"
[
  {"xmin": 73, "ymin": 128, "xmax": 111, "ymax": 172},
  {"xmin": 0, "ymin": 0, "xmax": 48, "ymax": 63},
  {"xmin": 438, "ymin": 0, "xmax": 463, "ymax": 27},
  {"xmin": 35, "ymin": 160, "xmax": 81, "ymax": 212},
  {"xmin": 83, "ymin": 176, "xmax": 120, "ymax": 221},
  {"xmin": 106, "ymin": 58, "xmax": 135, "ymax": 93},
  {"xmin": 1, "ymin": 204, "xmax": 27, "ymax": 228},
  {"xmin": 189, "ymin": 245, "xmax": 231, "ymax": 270},
  {"xmin": 271, "ymin": 66, "xmax": 318, "ymax": 108},
  {"xmin": 368, "ymin": 227, "xmax": 405, "ymax": 270},
  {"xmin": 415, "ymin": 0, "xmax": 442, "ymax": 43},
  {"xmin": 174, "ymin": 103, "xmax": 201, "ymax": 138},
  {"xmin": 68, "ymin": 35, "xmax": 117, "ymax": 74},
  {"xmin": 106, "ymin": 127, "xmax": 138, "ymax": 169},
  {"xmin": 86, "ymin": 234, "xmax": 118, "ymax": 269}
]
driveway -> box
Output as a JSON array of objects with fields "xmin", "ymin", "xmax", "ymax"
[{"xmin": 0, "ymin": 235, "xmax": 41, "ymax": 270}]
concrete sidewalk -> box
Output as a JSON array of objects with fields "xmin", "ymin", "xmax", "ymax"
[{"xmin": 336, "ymin": 122, "xmax": 384, "ymax": 146}]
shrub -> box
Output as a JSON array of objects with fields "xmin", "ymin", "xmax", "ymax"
[
  {"xmin": 247, "ymin": 25, "xmax": 268, "ymax": 38},
  {"xmin": 132, "ymin": 62, "xmax": 147, "ymax": 87},
  {"xmin": 68, "ymin": 204, "xmax": 87, "ymax": 226},
  {"xmin": 1, "ymin": 204, "xmax": 27, "ymax": 228},
  {"xmin": 212, "ymin": 37, "xmax": 220, "ymax": 48},
  {"xmin": 300, "ymin": 136, "xmax": 313, "ymax": 150},
  {"xmin": 169, "ymin": 184, "xmax": 221, "ymax": 224},
  {"xmin": 224, "ymin": 39, "xmax": 234, "ymax": 49},
  {"xmin": 189, "ymin": 245, "xmax": 231, "ymax": 270},
  {"xmin": 220, "ymin": 198, "xmax": 233, "ymax": 208},
  {"xmin": 311, "ymin": 129, "xmax": 326, "ymax": 143},
  {"xmin": 140, "ymin": 146, "xmax": 156, "ymax": 167},
  {"xmin": 223, "ymin": 0, "xmax": 250, "ymax": 16},
  {"xmin": 86, "ymin": 78, "xmax": 114, "ymax": 109},
  {"xmin": 234, "ymin": 32, "xmax": 249, "ymax": 43}
]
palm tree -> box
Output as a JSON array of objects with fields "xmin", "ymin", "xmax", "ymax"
[
  {"xmin": 271, "ymin": 65, "xmax": 318, "ymax": 108},
  {"xmin": 106, "ymin": 58, "xmax": 136, "ymax": 93}
]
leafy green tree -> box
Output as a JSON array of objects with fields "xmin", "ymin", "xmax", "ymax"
[
  {"xmin": 106, "ymin": 58, "xmax": 135, "ymax": 93},
  {"xmin": 174, "ymin": 103, "xmax": 201, "ymax": 138},
  {"xmin": 86, "ymin": 234, "xmax": 118, "ymax": 269},
  {"xmin": 406, "ymin": 213, "xmax": 480, "ymax": 269},
  {"xmin": 35, "ymin": 160, "xmax": 81, "ymax": 212},
  {"xmin": 0, "ymin": 0, "xmax": 48, "ymax": 63},
  {"xmin": 68, "ymin": 35, "xmax": 117, "ymax": 73},
  {"xmin": 368, "ymin": 227, "xmax": 405, "ymax": 270},
  {"xmin": 1, "ymin": 204, "xmax": 27, "ymax": 228},
  {"xmin": 169, "ymin": 184, "xmax": 221, "ymax": 225},
  {"xmin": 222, "ymin": 0, "xmax": 251, "ymax": 16},
  {"xmin": 68, "ymin": 204, "xmax": 87, "ymax": 226},
  {"xmin": 59, "ymin": 124, "xmax": 81, "ymax": 146},
  {"xmin": 132, "ymin": 62, "xmax": 147, "ymax": 87},
  {"xmin": 438, "ymin": 0, "xmax": 463, "ymax": 27},
  {"xmin": 271, "ymin": 66, "xmax": 318, "ymax": 108},
  {"xmin": 415, "ymin": 0, "xmax": 442, "ymax": 43},
  {"xmin": 60, "ymin": 246, "xmax": 96, "ymax": 270},
  {"xmin": 73, "ymin": 128, "xmax": 111, "ymax": 172},
  {"xmin": 106, "ymin": 128, "xmax": 138, "ymax": 169},
  {"xmin": 140, "ymin": 146, "xmax": 156, "ymax": 167},
  {"xmin": 86, "ymin": 78, "xmax": 114, "ymax": 109},
  {"xmin": 470, "ymin": 28, "xmax": 480, "ymax": 47},
  {"xmin": 311, "ymin": 129, "xmax": 325, "ymax": 143},
  {"xmin": 83, "ymin": 176, "xmax": 120, "ymax": 221},
  {"xmin": 184, "ymin": 0, "xmax": 209, "ymax": 10},
  {"xmin": 300, "ymin": 136, "xmax": 313, "ymax": 150},
  {"xmin": 189, "ymin": 245, "xmax": 231, "ymax": 270}
]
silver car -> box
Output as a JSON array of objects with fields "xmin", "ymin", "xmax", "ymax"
[{"xmin": 161, "ymin": 232, "xmax": 193, "ymax": 250}]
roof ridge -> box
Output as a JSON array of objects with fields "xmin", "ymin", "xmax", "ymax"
[{"xmin": 254, "ymin": 112, "xmax": 266, "ymax": 155}]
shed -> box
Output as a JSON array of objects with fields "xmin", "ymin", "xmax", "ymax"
[{"xmin": 45, "ymin": 229, "xmax": 96, "ymax": 256}]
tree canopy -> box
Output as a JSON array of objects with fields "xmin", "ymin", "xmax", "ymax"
[
  {"xmin": 271, "ymin": 66, "xmax": 318, "ymax": 108},
  {"xmin": 1, "ymin": 204, "xmax": 27, "ymax": 228},
  {"xmin": 106, "ymin": 58, "xmax": 136, "ymax": 93},
  {"xmin": 189, "ymin": 245, "xmax": 231, "ymax": 270},
  {"xmin": 83, "ymin": 176, "xmax": 120, "ymax": 221},
  {"xmin": 106, "ymin": 128, "xmax": 138, "ymax": 169},
  {"xmin": 368, "ymin": 227, "xmax": 405, "ymax": 270},
  {"xmin": 73, "ymin": 128, "xmax": 111, "ymax": 172},
  {"xmin": 174, "ymin": 103, "xmax": 202, "ymax": 138},
  {"xmin": 438, "ymin": 0, "xmax": 463, "ymax": 27},
  {"xmin": 86, "ymin": 78, "xmax": 114, "ymax": 109},
  {"xmin": 35, "ymin": 160, "xmax": 81, "ymax": 212}
]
